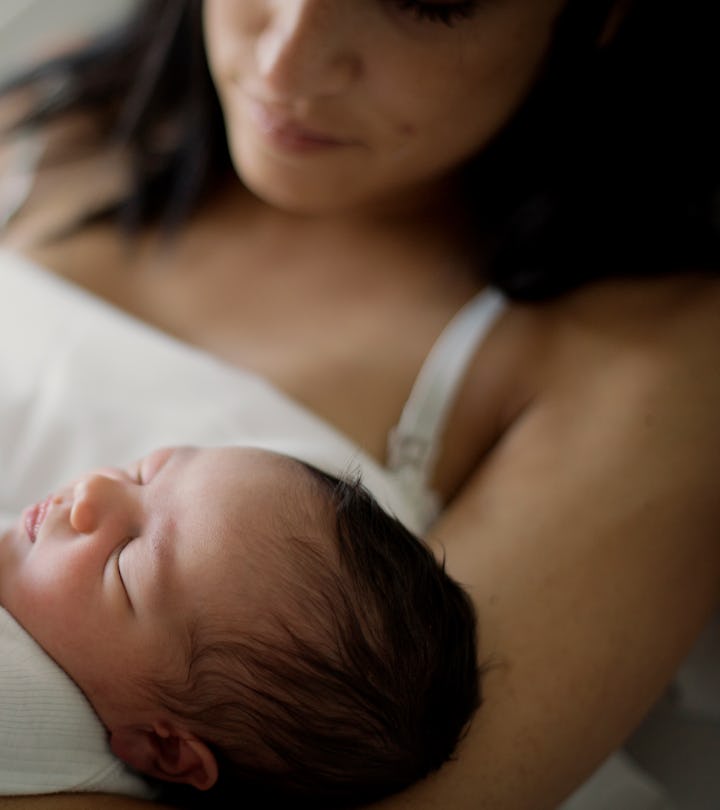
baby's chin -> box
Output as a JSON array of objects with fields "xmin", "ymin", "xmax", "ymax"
[
  {"xmin": 0, "ymin": 524, "xmax": 18, "ymax": 596},
  {"xmin": 0, "ymin": 514, "xmax": 25, "ymax": 546},
  {"xmin": 0, "ymin": 517, "xmax": 28, "ymax": 583}
]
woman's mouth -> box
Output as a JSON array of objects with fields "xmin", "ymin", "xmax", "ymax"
[
  {"xmin": 247, "ymin": 99, "xmax": 358, "ymax": 153},
  {"xmin": 24, "ymin": 497, "xmax": 52, "ymax": 543}
]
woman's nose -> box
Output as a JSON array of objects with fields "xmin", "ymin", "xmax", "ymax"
[
  {"xmin": 70, "ymin": 472, "xmax": 127, "ymax": 535},
  {"xmin": 255, "ymin": 1, "xmax": 361, "ymax": 101}
]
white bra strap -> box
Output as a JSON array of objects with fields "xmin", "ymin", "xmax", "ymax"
[{"xmin": 387, "ymin": 287, "xmax": 506, "ymax": 483}]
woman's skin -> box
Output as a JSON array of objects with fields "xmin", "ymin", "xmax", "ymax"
[
  {"xmin": 2, "ymin": 1, "xmax": 720, "ymax": 808},
  {"xmin": 0, "ymin": 799, "xmax": 172, "ymax": 810}
]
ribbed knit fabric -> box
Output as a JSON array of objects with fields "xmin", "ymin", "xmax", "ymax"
[{"xmin": 0, "ymin": 603, "xmax": 156, "ymax": 797}]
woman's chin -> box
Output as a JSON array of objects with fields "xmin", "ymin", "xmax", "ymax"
[
  {"xmin": 227, "ymin": 143, "xmax": 372, "ymax": 216},
  {"xmin": 236, "ymin": 169, "xmax": 359, "ymax": 217},
  {"xmin": 231, "ymin": 149, "xmax": 455, "ymax": 221}
]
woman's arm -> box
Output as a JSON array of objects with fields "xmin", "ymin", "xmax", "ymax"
[{"xmin": 367, "ymin": 280, "xmax": 720, "ymax": 810}]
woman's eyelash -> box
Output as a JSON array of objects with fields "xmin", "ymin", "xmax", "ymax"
[{"xmin": 394, "ymin": 0, "xmax": 480, "ymax": 26}]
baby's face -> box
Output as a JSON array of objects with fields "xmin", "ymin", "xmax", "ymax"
[{"xmin": 0, "ymin": 445, "xmax": 325, "ymax": 732}]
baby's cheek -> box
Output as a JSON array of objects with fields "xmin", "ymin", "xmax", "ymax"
[
  {"xmin": 1, "ymin": 563, "xmax": 74, "ymax": 638},
  {"xmin": 0, "ymin": 532, "xmax": 12, "ymax": 604},
  {"xmin": 1, "ymin": 576, "xmax": 51, "ymax": 630},
  {"xmin": 0, "ymin": 523, "xmax": 27, "ymax": 596}
]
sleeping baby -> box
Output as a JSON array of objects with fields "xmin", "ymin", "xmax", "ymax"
[{"xmin": 0, "ymin": 444, "xmax": 479, "ymax": 808}]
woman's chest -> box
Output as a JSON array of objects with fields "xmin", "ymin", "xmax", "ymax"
[{"xmin": 15, "ymin": 218, "xmax": 523, "ymax": 500}]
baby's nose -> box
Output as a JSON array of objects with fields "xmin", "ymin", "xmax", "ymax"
[{"xmin": 70, "ymin": 473, "xmax": 120, "ymax": 534}]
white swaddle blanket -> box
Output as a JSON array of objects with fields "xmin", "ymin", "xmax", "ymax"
[{"xmin": 0, "ymin": 510, "xmax": 153, "ymax": 798}]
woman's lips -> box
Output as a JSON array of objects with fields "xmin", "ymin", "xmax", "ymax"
[
  {"xmin": 24, "ymin": 497, "xmax": 51, "ymax": 543},
  {"xmin": 248, "ymin": 99, "xmax": 357, "ymax": 152}
]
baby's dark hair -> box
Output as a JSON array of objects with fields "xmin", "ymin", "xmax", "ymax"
[{"xmin": 155, "ymin": 463, "xmax": 480, "ymax": 809}]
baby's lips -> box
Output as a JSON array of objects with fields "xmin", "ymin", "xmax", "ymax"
[{"xmin": 23, "ymin": 495, "xmax": 52, "ymax": 543}]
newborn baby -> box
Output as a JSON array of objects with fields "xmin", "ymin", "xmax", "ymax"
[{"xmin": 0, "ymin": 445, "xmax": 479, "ymax": 807}]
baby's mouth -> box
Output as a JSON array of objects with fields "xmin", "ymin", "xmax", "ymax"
[{"xmin": 24, "ymin": 496, "xmax": 52, "ymax": 543}]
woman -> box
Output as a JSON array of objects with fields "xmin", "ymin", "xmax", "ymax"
[{"xmin": 0, "ymin": 1, "xmax": 719, "ymax": 808}]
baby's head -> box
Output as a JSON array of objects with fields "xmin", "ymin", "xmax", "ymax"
[{"xmin": 0, "ymin": 445, "xmax": 479, "ymax": 807}]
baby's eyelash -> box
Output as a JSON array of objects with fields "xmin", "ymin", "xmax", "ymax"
[
  {"xmin": 393, "ymin": 0, "xmax": 480, "ymax": 27},
  {"xmin": 117, "ymin": 539, "xmax": 136, "ymax": 609}
]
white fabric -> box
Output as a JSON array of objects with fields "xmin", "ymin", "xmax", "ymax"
[
  {"xmin": 0, "ymin": 247, "xmax": 437, "ymax": 536},
  {"xmin": 0, "ymin": 592, "xmax": 154, "ymax": 797}
]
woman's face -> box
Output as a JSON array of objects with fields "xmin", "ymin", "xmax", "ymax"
[{"xmin": 203, "ymin": 0, "xmax": 567, "ymax": 214}]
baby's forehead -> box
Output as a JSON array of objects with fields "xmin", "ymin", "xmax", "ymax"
[
  {"xmin": 189, "ymin": 460, "xmax": 339, "ymax": 633},
  {"xmin": 213, "ymin": 453, "xmax": 338, "ymax": 572},
  {"xmin": 273, "ymin": 457, "xmax": 338, "ymax": 542},
  {"xmin": 267, "ymin": 452, "xmax": 331, "ymax": 498},
  {"xmin": 265, "ymin": 460, "xmax": 343, "ymax": 571}
]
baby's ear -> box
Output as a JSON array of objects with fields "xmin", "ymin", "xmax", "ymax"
[{"xmin": 110, "ymin": 722, "xmax": 219, "ymax": 791}]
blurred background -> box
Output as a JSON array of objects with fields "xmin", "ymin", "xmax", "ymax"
[{"xmin": 0, "ymin": 0, "xmax": 135, "ymax": 80}]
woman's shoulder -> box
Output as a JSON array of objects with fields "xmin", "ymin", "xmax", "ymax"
[
  {"xmin": 519, "ymin": 271, "xmax": 720, "ymax": 385},
  {"xmin": 442, "ymin": 269, "xmax": 720, "ymax": 530},
  {"xmin": 505, "ymin": 271, "xmax": 720, "ymax": 456},
  {"xmin": 471, "ymin": 270, "xmax": 720, "ymax": 417},
  {"xmin": 544, "ymin": 271, "xmax": 720, "ymax": 331},
  {"xmin": 432, "ymin": 271, "xmax": 720, "ymax": 499}
]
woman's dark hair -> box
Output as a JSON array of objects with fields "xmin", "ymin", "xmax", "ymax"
[
  {"xmin": 474, "ymin": 0, "xmax": 720, "ymax": 297},
  {"xmin": 154, "ymin": 466, "xmax": 480, "ymax": 810},
  {"xmin": 1, "ymin": 0, "xmax": 718, "ymax": 297}
]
